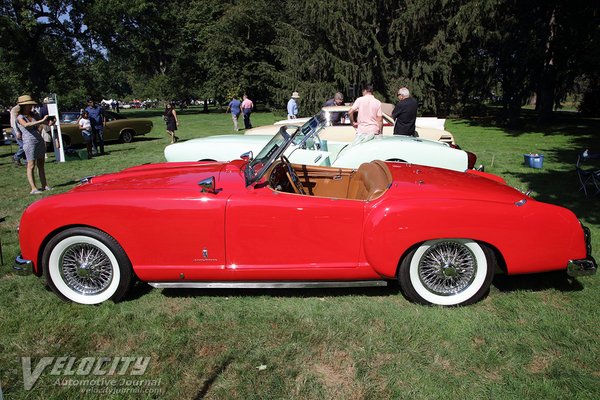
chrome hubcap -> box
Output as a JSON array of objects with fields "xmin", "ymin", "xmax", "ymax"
[
  {"xmin": 418, "ymin": 241, "xmax": 477, "ymax": 296},
  {"xmin": 59, "ymin": 243, "xmax": 113, "ymax": 295}
]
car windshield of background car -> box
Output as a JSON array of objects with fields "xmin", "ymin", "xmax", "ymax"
[
  {"xmin": 297, "ymin": 114, "xmax": 327, "ymax": 149},
  {"xmin": 245, "ymin": 115, "xmax": 327, "ymax": 185}
]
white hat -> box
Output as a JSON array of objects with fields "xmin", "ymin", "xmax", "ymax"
[{"xmin": 291, "ymin": 92, "xmax": 300, "ymax": 99}]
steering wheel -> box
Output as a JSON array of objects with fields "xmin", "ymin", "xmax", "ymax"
[{"xmin": 281, "ymin": 155, "xmax": 305, "ymax": 195}]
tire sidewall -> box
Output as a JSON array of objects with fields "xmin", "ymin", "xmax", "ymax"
[
  {"xmin": 43, "ymin": 228, "xmax": 132, "ymax": 305},
  {"xmin": 120, "ymin": 131, "xmax": 133, "ymax": 143},
  {"xmin": 399, "ymin": 239, "xmax": 494, "ymax": 306}
]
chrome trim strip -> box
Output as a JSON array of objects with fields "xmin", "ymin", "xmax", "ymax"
[
  {"xmin": 14, "ymin": 255, "xmax": 33, "ymax": 276},
  {"xmin": 148, "ymin": 280, "xmax": 388, "ymax": 289},
  {"xmin": 567, "ymin": 259, "xmax": 597, "ymax": 277}
]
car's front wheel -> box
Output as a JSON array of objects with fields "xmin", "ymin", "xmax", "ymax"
[
  {"xmin": 398, "ymin": 239, "xmax": 495, "ymax": 306},
  {"xmin": 43, "ymin": 227, "xmax": 133, "ymax": 305}
]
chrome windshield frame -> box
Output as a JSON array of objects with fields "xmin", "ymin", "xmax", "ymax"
[{"xmin": 244, "ymin": 114, "xmax": 327, "ymax": 186}]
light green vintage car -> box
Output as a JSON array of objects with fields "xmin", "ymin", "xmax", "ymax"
[
  {"xmin": 58, "ymin": 111, "xmax": 153, "ymax": 146},
  {"xmin": 165, "ymin": 114, "xmax": 478, "ymax": 172}
]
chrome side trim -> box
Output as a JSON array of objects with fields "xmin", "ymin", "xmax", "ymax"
[
  {"xmin": 148, "ymin": 280, "xmax": 388, "ymax": 289},
  {"xmin": 567, "ymin": 259, "xmax": 597, "ymax": 277},
  {"xmin": 14, "ymin": 255, "xmax": 33, "ymax": 276}
]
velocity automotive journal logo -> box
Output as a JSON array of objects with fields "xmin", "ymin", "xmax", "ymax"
[{"xmin": 20, "ymin": 356, "xmax": 161, "ymax": 394}]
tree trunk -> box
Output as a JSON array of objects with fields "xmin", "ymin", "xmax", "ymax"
[{"xmin": 537, "ymin": 7, "xmax": 557, "ymax": 123}]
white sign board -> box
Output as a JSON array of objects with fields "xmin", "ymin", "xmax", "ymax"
[{"xmin": 47, "ymin": 100, "xmax": 65, "ymax": 162}]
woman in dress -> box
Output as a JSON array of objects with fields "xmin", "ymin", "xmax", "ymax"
[
  {"xmin": 15, "ymin": 95, "xmax": 54, "ymax": 194},
  {"xmin": 163, "ymin": 102, "xmax": 179, "ymax": 143}
]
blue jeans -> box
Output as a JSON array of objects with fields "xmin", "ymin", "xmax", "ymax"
[
  {"xmin": 243, "ymin": 111, "xmax": 252, "ymax": 129},
  {"xmin": 92, "ymin": 126, "xmax": 104, "ymax": 154},
  {"xmin": 13, "ymin": 137, "xmax": 25, "ymax": 162}
]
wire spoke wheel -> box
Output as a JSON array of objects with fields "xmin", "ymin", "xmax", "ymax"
[
  {"xmin": 43, "ymin": 228, "xmax": 132, "ymax": 305},
  {"xmin": 399, "ymin": 239, "xmax": 495, "ymax": 306},
  {"xmin": 418, "ymin": 241, "xmax": 477, "ymax": 296},
  {"xmin": 59, "ymin": 243, "xmax": 114, "ymax": 295}
]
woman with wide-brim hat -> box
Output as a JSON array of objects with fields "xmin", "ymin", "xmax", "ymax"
[{"xmin": 15, "ymin": 94, "xmax": 54, "ymax": 194}]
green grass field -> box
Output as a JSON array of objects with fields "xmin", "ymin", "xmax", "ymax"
[{"xmin": 0, "ymin": 108, "xmax": 599, "ymax": 399}]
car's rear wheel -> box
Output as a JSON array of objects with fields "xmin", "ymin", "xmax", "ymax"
[
  {"xmin": 61, "ymin": 134, "xmax": 71, "ymax": 147},
  {"xmin": 120, "ymin": 130, "xmax": 134, "ymax": 143},
  {"xmin": 42, "ymin": 227, "xmax": 133, "ymax": 305},
  {"xmin": 398, "ymin": 239, "xmax": 495, "ymax": 306}
]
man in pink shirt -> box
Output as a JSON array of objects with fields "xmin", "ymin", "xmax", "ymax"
[
  {"xmin": 240, "ymin": 94, "xmax": 254, "ymax": 129},
  {"xmin": 348, "ymin": 84, "xmax": 383, "ymax": 145}
]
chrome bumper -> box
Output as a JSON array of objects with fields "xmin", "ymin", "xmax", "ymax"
[
  {"xmin": 14, "ymin": 255, "xmax": 33, "ymax": 276},
  {"xmin": 567, "ymin": 224, "xmax": 597, "ymax": 277},
  {"xmin": 567, "ymin": 258, "xmax": 597, "ymax": 277}
]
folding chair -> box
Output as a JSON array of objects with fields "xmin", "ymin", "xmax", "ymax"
[
  {"xmin": 0, "ymin": 216, "xmax": 5, "ymax": 265},
  {"xmin": 576, "ymin": 149, "xmax": 600, "ymax": 197}
]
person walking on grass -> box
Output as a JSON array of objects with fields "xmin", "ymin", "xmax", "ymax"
[
  {"xmin": 226, "ymin": 95, "xmax": 242, "ymax": 131},
  {"xmin": 15, "ymin": 95, "xmax": 54, "ymax": 194},
  {"xmin": 164, "ymin": 102, "xmax": 179, "ymax": 143},
  {"xmin": 241, "ymin": 94, "xmax": 254, "ymax": 129}
]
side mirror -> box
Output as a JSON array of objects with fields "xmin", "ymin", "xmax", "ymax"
[
  {"xmin": 198, "ymin": 176, "xmax": 216, "ymax": 194},
  {"xmin": 240, "ymin": 151, "xmax": 253, "ymax": 162}
]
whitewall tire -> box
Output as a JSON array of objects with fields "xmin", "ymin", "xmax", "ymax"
[
  {"xmin": 399, "ymin": 239, "xmax": 495, "ymax": 306},
  {"xmin": 43, "ymin": 228, "xmax": 132, "ymax": 305}
]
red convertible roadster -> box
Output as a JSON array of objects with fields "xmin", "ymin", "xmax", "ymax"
[{"xmin": 15, "ymin": 124, "xmax": 596, "ymax": 306}]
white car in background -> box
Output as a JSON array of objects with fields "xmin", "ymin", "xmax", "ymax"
[
  {"xmin": 165, "ymin": 114, "xmax": 477, "ymax": 172},
  {"xmin": 245, "ymin": 103, "xmax": 455, "ymax": 144}
]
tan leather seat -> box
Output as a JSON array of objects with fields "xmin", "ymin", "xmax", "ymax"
[{"xmin": 347, "ymin": 160, "xmax": 392, "ymax": 200}]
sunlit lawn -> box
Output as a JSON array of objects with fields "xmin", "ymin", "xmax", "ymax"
[{"xmin": 0, "ymin": 107, "xmax": 599, "ymax": 399}]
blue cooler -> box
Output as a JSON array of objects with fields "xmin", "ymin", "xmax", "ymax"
[{"xmin": 523, "ymin": 154, "xmax": 544, "ymax": 169}]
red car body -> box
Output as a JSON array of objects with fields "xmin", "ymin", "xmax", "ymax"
[{"xmin": 16, "ymin": 154, "xmax": 595, "ymax": 306}]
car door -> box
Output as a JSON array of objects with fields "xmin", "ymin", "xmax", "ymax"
[
  {"xmin": 103, "ymin": 112, "xmax": 118, "ymax": 140},
  {"xmin": 224, "ymin": 188, "xmax": 365, "ymax": 280}
]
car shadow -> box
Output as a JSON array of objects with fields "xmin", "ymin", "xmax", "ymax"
[
  {"xmin": 492, "ymin": 271, "xmax": 584, "ymax": 293},
  {"xmin": 131, "ymin": 137, "xmax": 161, "ymax": 143},
  {"xmin": 130, "ymin": 271, "xmax": 587, "ymax": 303}
]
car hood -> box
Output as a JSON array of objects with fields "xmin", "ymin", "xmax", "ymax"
[
  {"xmin": 73, "ymin": 161, "xmax": 246, "ymax": 192},
  {"xmin": 386, "ymin": 162, "xmax": 527, "ymax": 203}
]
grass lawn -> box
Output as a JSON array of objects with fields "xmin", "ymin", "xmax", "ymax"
[{"xmin": 0, "ymin": 108, "xmax": 599, "ymax": 399}]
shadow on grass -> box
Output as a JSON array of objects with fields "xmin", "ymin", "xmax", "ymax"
[
  {"xmin": 127, "ymin": 273, "xmax": 585, "ymax": 303},
  {"xmin": 122, "ymin": 281, "xmax": 154, "ymax": 302},
  {"xmin": 462, "ymin": 109, "xmax": 600, "ymax": 141},
  {"xmin": 506, "ymin": 165, "xmax": 600, "ymax": 224},
  {"xmin": 493, "ymin": 271, "xmax": 584, "ymax": 293}
]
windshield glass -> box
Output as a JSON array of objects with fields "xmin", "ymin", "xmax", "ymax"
[{"xmin": 245, "ymin": 114, "xmax": 327, "ymax": 185}]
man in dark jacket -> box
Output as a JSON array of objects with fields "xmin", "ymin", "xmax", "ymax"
[{"xmin": 392, "ymin": 87, "xmax": 418, "ymax": 136}]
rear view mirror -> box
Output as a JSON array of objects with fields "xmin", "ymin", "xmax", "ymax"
[
  {"xmin": 240, "ymin": 151, "xmax": 253, "ymax": 162},
  {"xmin": 198, "ymin": 176, "xmax": 216, "ymax": 194}
]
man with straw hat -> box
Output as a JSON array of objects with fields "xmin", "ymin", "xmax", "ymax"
[
  {"xmin": 287, "ymin": 91, "xmax": 300, "ymax": 119},
  {"xmin": 15, "ymin": 95, "xmax": 54, "ymax": 194}
]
